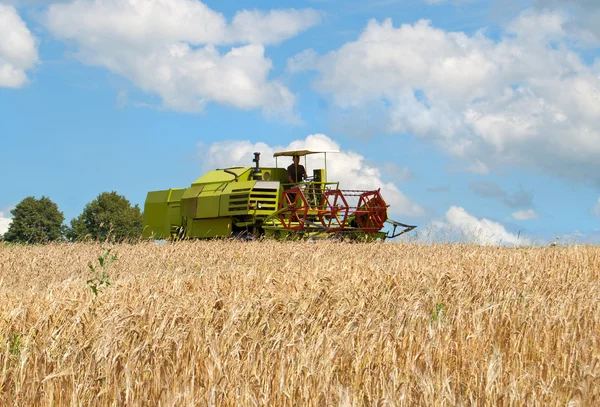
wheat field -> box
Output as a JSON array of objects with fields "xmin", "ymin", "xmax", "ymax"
[{"xmin": 0, "ymin": 241, "xmax": 598, "ymax": 406}]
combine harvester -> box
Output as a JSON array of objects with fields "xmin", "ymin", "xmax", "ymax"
[{"xmin": 142, "ymin": 150, "xmax": 416, "ymax": 241}]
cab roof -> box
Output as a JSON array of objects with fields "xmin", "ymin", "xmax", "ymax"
[{"xmin": 273, "ymin": 149, "xmax": 339, "ymax": 158}]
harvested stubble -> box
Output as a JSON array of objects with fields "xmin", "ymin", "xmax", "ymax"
[{"xmin": 0, "ymin": 241, "xmax": 599, "ymax": 406}]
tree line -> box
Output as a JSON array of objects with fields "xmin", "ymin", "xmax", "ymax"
[{"xmin": 1, "ymin": 192, "xmax": 143, "ymax": 244}]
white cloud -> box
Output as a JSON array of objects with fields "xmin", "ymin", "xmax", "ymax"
[
  {"xmin": 512, "ymin": 209, "xmax": 539, "ymax": 220},
  {"xmin": 45, "ymin": 0, "xmax": 320, "ymax": 118},
  {"xmin": 591, "ymin": 198, "xmax": 600, "ymax": 217},
  {"xmin": 433, "ymin": 206, "xmax": 530, "ymax": 246},
  {"xmin": 286, "ymin": 48, "xmax": 319, "ymax": 73},
  {"xmin": 230, "ymin": 9, "xmax": 321, "ymax": 45},
  {"xmin": 291, "ymin": 11, "xmax": 600, "ymax": 184},
  {"xmin": 0, "ymin": 211, "xmax": 12, "ymax": 236},
  {"xmin": 0, "ymin": 4, "xmax": 38, "ymax": 88},
  {"xmin": 198, "ymin": 134, "xmax": 426, "ymax": 218},
  {"xmin": 534, "ymin": 0, "xmax": 600, "ymax": 45}
]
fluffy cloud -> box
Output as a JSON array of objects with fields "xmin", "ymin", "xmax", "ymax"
[
  {"xmin": 512, "ymin": 209, "xmax": 539, "ymax": 220},
  {"xmin": 290, "ymin": 11, "xmax": 600, "ymax": 184},
  {"xmin": 0, "ymin": 210, "xmax": 12, "ymax": 236},
  {"xmin": 229, "ymin": 9, "xmax": 321, "ymax": 45},
  {"xmin": 433, "ymin": 206, "xmax": 530, "ymax": 246},
  {"xmin": 198, "ymin": 134, "xmax": 426, "ymax": 218},
  {"xmin": 0, "ymin": 4, "xmax": 38, "ymax": 88},
  {"xmin": 534, "ymin": 0, "xmax": 600, "ymax": 44},
  {"xmin": 45, "ymin": 0, "xmax": 320, "ymax": 117}
]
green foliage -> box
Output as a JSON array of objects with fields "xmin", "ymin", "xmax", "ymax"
[
  {"xmin": 67, "ymin": 191, "xmax": 143, "ymax": 242},
  {"xmin": 9, "ymin": 333, "xmax": 22, "ymax": 356},
  {"xmin": 3, "ymin": 196, "xmax": 65, "ymax": 244},
  {"xmin": 87, "ymin": 247, "xmax": 117, "ymax": 297},
  {"xmin": 432, "ymin": 303, "xmax": 446, "ymax": 322}
]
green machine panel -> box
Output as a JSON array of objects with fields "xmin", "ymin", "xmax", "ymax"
[
  {"xmin": 196, "ymin": 183, "xmax": 226, "ymax": 219},
  {"xmin": 167, "ymin": 189, "xmax": 185, "ymax": 234},
  {"xmin": 142, "ymin": 188, "xmax": 185, "ymax": 239},
  {"xmin": 219, "ymin": 180, "xmax": 256, "ymax": 216},
  {"xmin": 181, "ymin": 185, "xmax": 204, "ymax": 219},
  {"xmin": 189, "ymin": 218, "xmax": 232, "ymax": 238}
]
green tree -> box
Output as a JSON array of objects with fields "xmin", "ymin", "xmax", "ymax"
[
  {"xmin": 3, "ymin": 196, "xmax": 65, "ymax": 244},
  {"xmin": 67, "ymin": 191, "xmax": 143, "ymax": 242}
]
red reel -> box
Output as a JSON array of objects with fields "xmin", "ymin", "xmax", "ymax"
[
  {"xmin": 318, "ymin": 189, "xmax": 349, "ymax": 231},
  {"xmin": 278, "ymin": 188, "xmax": 309, "ymax": 230},
  {"xmin": 356, "ymin": 190, "xmax": 388, "ymax": 232}
]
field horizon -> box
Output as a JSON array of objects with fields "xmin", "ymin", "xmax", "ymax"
[{"xmin": 1, "ymin": 241, "xmax": 599, "ymax": 406}]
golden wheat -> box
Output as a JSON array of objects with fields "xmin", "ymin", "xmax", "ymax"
[{"xmin": 0, "ymin": 241, "xmax": 598, "ymax": 406}]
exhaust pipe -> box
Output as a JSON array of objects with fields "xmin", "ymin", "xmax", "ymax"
[{"xmin": 251, "ymin": 152, "xmax": 262, "ymax": 180}]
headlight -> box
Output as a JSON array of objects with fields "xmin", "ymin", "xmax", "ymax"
[
  {"xmin": 258, "ymin": 203, "xmax": 262, "ymax": 209},
  {"xmin": 263, "ymin": 171, "xmax": 271, "ymax": 180}
]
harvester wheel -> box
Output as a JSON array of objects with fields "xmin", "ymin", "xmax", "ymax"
[
  {"xmin": 278, "ymin": 188, "xmax": 309, "ymax": 230},
  {"xmin": 318, "ymin": 189, "xmax": 349, "ymax": 231},
  {"xmin": 356, "ymin": 190, "xmax": 388, "ymax": 233}
]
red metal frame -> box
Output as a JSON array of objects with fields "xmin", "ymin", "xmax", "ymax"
[
  {"xmin": 278, "ymin": 188, "xmax": 309, "ymax": 230},
  {"xmin": 355, "ymin": 190, "xmax": 388, "ymax": 233},
  {"xmin": 277, "ymin": 187, "xmax": 389, "ymax": 234},
  {"xmin": 318, "ymin": 189, "xmax": 349, "ymax": 230}
]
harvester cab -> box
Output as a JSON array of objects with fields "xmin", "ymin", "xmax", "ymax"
[
  {"xmin": 142, "ymin": 150, "xmax": 416, "ymax": 240},
  {"xmin": 273, "ymin": 149, "xmax": 337, "ymax": 207}
]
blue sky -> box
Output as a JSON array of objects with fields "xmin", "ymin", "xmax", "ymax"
[{"xmin": 1, "ymin": 0, "xmax": 599, "ymax": 244}]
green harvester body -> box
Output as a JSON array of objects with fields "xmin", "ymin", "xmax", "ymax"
[{"xmin": 142, "ymin": 151, "xmax": 416, "ymax": 240}]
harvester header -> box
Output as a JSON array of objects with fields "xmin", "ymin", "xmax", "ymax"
[{"xmin": 142, "ymin": 150, "xmax": 416, "ymax": 240}]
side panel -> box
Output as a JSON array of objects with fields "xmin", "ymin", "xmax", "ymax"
[
  {"xmin": 181, "ymin": 185, "xmax": 204, "ymax": 219},
  {"xmin": 189, "ymin": 218, "xmax": 232, "ymax": 238},
  {"xmin": 167, "ymin": 189, "xmax": 185, "ymax": 233},
  {"xmin": 143, "ymin": 189, "xmax": 184, "ymax": 239},
  {"xmin": 196, "ymin": 183, "xmax": 226, "ymax": 218}
]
